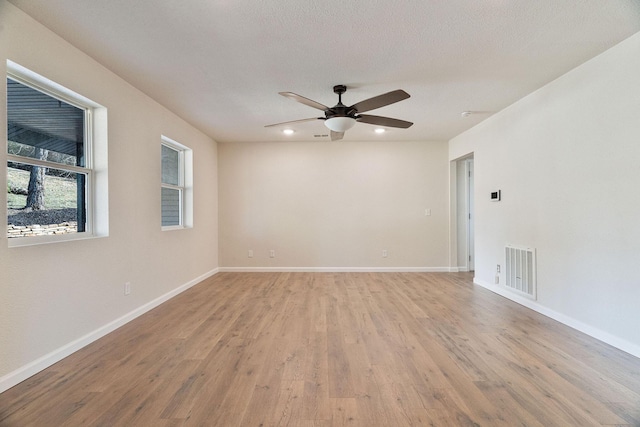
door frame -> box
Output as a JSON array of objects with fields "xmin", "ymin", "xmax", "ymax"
[
  {"xmin": 452, "ymin": 154, "xmax": 474, "ymax": 272},
  {"xmin": 466, "ymin": 158, "xmax": 475, "ymax": 271}
]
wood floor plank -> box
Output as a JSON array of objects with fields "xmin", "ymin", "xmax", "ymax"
[
  {"xmin": 270, "ymin": 379, "xmax": 306, "ymax": 425},
  {"xmin": 238, "ymin": 336, "xmax": 290, "ymax": 426},
  {"xmin": 329, "ymin": 397, "xmax": 358, "ymax": 426},
  {"xmin": 473, "ymin": 381, "xmax": 547, "ymax": 427},
  {"xmin": 1, "ymin": 272, "xmax": 639, "ymax": 426},
  {"xmin": 301, "ymin": 332, "xmax": 332, "ymax": 422}
]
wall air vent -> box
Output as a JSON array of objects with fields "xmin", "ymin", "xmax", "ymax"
[{"xmin": 505, "ymin": 245, "xmax": 537, "ymax": 300}]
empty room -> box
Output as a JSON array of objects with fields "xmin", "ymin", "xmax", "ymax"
[{"xmin": 1, "ymin": 0, "xmax": 639, "ymax": 425}]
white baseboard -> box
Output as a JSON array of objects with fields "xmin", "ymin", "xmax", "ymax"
[
  {"xmin": 219, "ymin": 266, "xmax": 455, "ymax": 273},
  {"xmin": 0, "ymin": 268, "xmax": 219, "ymax": 394},
  {"xmin": 474, "ymin": 278, "xmax": 640, "ymax": 359}
]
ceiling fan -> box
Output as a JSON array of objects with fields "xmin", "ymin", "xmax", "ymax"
[{"xmin": 265, "ymin": 85, "xmax": 413, "ymax": 141}]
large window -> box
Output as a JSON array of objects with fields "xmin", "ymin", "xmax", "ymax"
[
  {"xmin": 161, "ymin": 136, "xmax": 192, "ymax": 229},
  {"xmin": 6, "ymin": 63, "xmax": 107, "ymax": 244}
]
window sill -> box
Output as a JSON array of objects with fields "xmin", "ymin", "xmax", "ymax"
[
  {"xmin": 161, "ymin": 225, "xmax": 188, "ymax": 232},
  {"xmin": 7, "ymin": 232, "xmax": 107, "ymax": 248}
]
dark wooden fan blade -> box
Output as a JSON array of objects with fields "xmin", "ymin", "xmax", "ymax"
[
  {"xmin": 357, "ymin": 114, "xmax": 413, "ymax": 128},
  {"xmin": 350, "ymin": 90, "xmax": 410, "ymax": 113},
  {"xmin": 265, "ymin": 117, "xmax": 322, "ymax": 128},
  {"xmin": 279, "ymin": 92, "xmax": 329, "ymax": 111},
  {"xmin": 330, "ymin": 131, "xmax": 344, "ymax": 141}
]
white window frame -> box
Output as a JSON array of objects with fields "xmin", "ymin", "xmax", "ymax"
[
  {"xmin": 161, "ymin": 135, "xmax": 192, "ymax": 231},
  {"xmin": 7, "ymin": 62, "xmax": 107, "ymax": 247}
]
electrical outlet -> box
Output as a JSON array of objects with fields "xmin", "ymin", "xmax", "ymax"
[
  {"xmin": 495, "ymin": 275, "xmax": 500, "ymax": 285},
  {"xmin": 269, "ymin": 249, "xmax": 275, "ymax": 258},
  {"xmin": 382, "ymin": 249, "xmax": 388, "ymax": 258},
  {"xmin": 124, "ymin": 282, "xmax": 131, "ymax": 295},
  {"xmin": 425, "ymin": 208, "xmax": 431, "ymax": 216},
  {"xmin": 248, "ymin": 250, "xmax": 253, "ymax": 258}
]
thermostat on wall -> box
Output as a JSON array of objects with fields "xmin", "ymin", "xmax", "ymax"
[{"xmin": 490, "ymin": 190, "xmax": 501, "ymax": 201}]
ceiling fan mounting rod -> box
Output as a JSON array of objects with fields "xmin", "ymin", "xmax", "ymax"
[{"xmin": 333, "ymin": 84, "xmax": 347, "ymax": 105}]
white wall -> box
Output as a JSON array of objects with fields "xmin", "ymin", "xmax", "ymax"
[
  {"xmin": 450, "ymin": 31, "xmax": 640, "ymax": 356},
  {"xmin": 0, "ymin": 1, "xmax": 219, "ymax": 391},
  {"xmin": 219, "ymin": 140, "xmax": 449, "ymax": 270}
]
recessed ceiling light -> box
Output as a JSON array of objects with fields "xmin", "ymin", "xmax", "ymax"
[
  {"xmin": 461, "ymin": 111, "xmax": 472, "ymax": 118},
  {"xmin": 374, "ymin": 128, "xmax": 386, "ymax": 134},
  {"xmin": 282, "ymin": 129, "xmax": 295, "ymax": 135}
]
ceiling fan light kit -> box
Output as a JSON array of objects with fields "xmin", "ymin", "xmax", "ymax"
[
  {"xmin": 266, "ymin": 84, "xmax": 413, "ymax": 141},
  {"xmin": 324, "ymin": 116, "xmax": 356, "ymax": 132}
]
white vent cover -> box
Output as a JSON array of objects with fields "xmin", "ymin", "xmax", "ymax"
[{"xmin": 505, "ymin": 246, "xmax": 537, "ymax": 300}]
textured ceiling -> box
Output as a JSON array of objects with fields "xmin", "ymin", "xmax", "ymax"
[{"xmin": 8, "ymin": 0, "xmax": 640, "ymax": 143}]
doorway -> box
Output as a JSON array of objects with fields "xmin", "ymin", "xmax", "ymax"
[
  {"xmin": 456, "ymin": 156, "xmax": 474, "ymax": 272},
  {"xmin": 467, "ymin": 159, "xmax": 474, "ymax": 271}
]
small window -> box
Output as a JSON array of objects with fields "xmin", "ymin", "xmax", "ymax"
[
  {"xmin": 161, "ymin": 136, "xmax": 192, "ymax": 229},
  {"xmin": 7, "ymin": 75, "xmax": 93, "ymax": 241}
]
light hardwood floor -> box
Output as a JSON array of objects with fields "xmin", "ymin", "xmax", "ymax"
[{"xmin": 1, "ymin": 272, "xmax": 639, "ymax": 426}]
